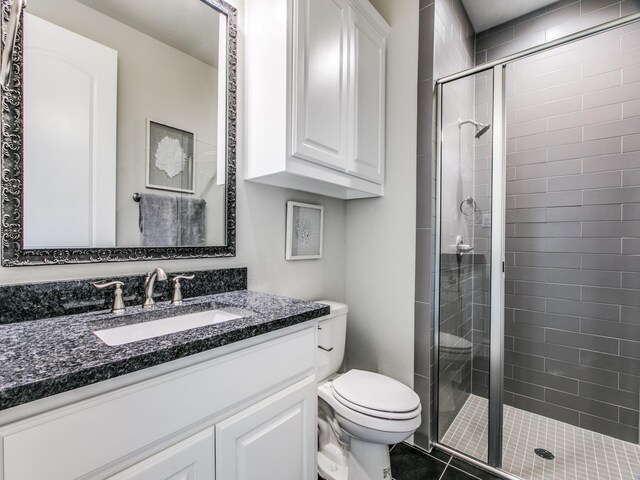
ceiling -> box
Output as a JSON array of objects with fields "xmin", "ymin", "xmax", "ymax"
[
  {"xmin": 76, "ymin": 0, "xmax": 220, "ymax": 67},
  {"xmin": 461, "ymin": 0, "xmax": 561, "ymax": 32}
]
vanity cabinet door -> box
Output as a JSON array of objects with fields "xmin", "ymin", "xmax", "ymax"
[
  {"xmin": 215, "ymin": 375, "xmax": 317, "ymax": 480},
  {"xmin": 108, "ymin": 429, "xmax": 214, "ymax": 480},
  {"xmin": 292, "ymin": 0, "xmax": 350, "ymax": 171}
]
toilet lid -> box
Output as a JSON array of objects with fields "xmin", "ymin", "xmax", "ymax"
[{"xmin": 331, "ymin": 370, "xmax": 421, "ymax": 419}]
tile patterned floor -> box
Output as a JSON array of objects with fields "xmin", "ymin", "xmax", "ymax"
[
  {"xmin": 442, "ymin": 394, "xmax": 640, "ymax": 480},
  {"xmin": 318, "ymin": 442, "xmax": 501, "ymax": 480},
  {"xmin": 389, "ymin": 442, "xmax": 502, "ymax": 480}
]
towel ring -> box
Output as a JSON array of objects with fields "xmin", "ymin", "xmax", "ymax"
[{"xmin": 459, "ymin": 197, "xmax": 477, "ymax": 216}]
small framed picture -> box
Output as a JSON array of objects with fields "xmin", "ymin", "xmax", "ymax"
[
  {"xmin": 146, "ymin": 119, "xmax": 196, "ymax": 194},
  {"xmin": 286, "ymin": 201, "xmax": 324, "ymax": 260}
]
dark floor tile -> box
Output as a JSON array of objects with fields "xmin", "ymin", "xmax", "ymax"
[
  {"xmin": 441, "ymin": 466, "xmax": 478, "ymax": 479},
  {"xmin": 428, "ymin": 445, "xmax": 452, "ymax": 463},
  {"xmin": 390, "ymin": 442, "xmax": 448, "ymax": 480},
  {"xmin": 450, "ymin": 457, "xmax": 502, "ymax": 480}
]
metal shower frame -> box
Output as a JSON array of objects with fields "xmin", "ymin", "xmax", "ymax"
[{"xmin": 431, "ymin": 11, "xmax": 640, "ymax": 480}]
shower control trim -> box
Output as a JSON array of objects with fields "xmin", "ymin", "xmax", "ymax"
[{"xmin": 455, "ymin": 235, "xmax": 474, "ymax": 259}]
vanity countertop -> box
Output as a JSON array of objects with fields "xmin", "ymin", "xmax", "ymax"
[{"xmin": 0, "ymin": 290, "xmax": 329, "ymax": 411}]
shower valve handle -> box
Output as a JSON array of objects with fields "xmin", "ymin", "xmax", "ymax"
[
  {"xmin": 455, "ymin": 235, "xmax": 474, "ymax": 256},
  {"xmin": 457, "ymin": 244, "xmax": 474, "ymax": 254}
]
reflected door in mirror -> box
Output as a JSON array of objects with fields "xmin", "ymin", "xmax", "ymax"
[{"xmin": 24, "ymin": 13, "xmax": 117, "ymax": 248}]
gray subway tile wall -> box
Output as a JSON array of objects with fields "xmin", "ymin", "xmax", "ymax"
[
  {"xmin": 434, "ymin": 0, "xmax": 478, "ymax": 451},
  {"xmin": 415, "ymin": 0, "xmax": 640, "ymax": 452},
  {"xmin": 475, "ymin": 0, "xmax": 637, "ymax": 62},
  {"xmin": 414, "ymin": 0, "xmax": 436, "ymax": 450},
  {"xmin": 414, "ymin": 0, "xmax": 476, "ymax": 450},
  {"xmin": 500, "ymin": 6, "xmax": 640, "ymax": 442}
]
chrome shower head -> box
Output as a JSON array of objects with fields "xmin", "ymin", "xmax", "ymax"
[
  {"xmin": 474, "ymin": 122, "xmax": 491, "ymax": 138},
  {"xmin": 458, "ymin": 118, "xmax": 491, "ymax": 139}
]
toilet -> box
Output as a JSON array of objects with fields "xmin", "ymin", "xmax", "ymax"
[
  {"xmin": 437, "ymin": 332, "xmax": 473, "ymax": 413},
  {"xmin": 439, "ymin": 332, "xmax": 473, "ymax": 362},
  {"xmin": 316, "ymin": 301, "xmax": 422, "ymax": 480}
]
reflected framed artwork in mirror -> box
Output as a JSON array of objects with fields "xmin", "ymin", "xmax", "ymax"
[
  {"xmin": 146, "ymin": 120, "xmax": 196, "ymax": 194},
  {"xmin": 0, "ymin": 0, "xmax": 236, "ymax": 265}
]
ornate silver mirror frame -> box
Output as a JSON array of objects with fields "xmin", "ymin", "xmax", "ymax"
[{"xmin": 0, "ymin": 0, "xmax": 237, "ymax": 266}]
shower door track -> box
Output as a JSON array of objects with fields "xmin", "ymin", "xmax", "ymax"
[
  {"xmin": 432, "ymin": 442, "xmax": 521, "ymax": 480},
  {"xmin": 431, "ymin": 10, "xmax": 640, "ymax": 478}
]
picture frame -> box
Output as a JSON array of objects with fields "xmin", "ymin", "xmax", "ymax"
[
  {"xmin": 285, "ymin": 201, "xmax": 324, "ymax": 260},
  {"xmin": 146, "ymin": 119, "xmax": 196, "ymax": 194}
]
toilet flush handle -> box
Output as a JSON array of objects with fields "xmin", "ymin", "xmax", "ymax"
[{"xmin": 318, "ymin": 345, "xmax": 334, "ymax": 352}]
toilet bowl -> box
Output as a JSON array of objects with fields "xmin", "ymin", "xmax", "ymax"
[
  {"xmin": 438, "ymin": 332, "xmax": 473, "ymax": 413},
  {"xmin": 439, "ymin": 332, "xmax": 472, "ymax": 362},
  {"xmin": 316, "ymin": 301, "xmax": 422, "ymax": 480}
]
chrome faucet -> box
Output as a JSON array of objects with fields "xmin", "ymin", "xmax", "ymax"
[{"xmin": 143, "ymin": 267, "xmax": 167, "ymax": 309}]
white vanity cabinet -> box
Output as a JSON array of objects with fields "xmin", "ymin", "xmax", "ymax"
[
  {"xmin": 0, "ymin": 324, "xmax": 317, "ymax": 480},
  {"xmin": 216, "ymin": 376, "xmax": 316, "ymax": 479},
  {"xmin": 245, "ymin": 0, "xmax": 390, "ymax": 199},
  {"xmin": 107, "ymin": 429, "xmax": 215, "ymax": 480}
]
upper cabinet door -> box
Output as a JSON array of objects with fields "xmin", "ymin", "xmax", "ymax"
[
  {"xmin": 348, "ymin": 7, "xmax": 386, "ymax": 184},
  {"xmin": 292, "ymin": 0, "xmax": 350, "ymax": 171}
]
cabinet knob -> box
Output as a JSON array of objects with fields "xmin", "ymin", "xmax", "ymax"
[{"xmin": 91, "ymin": 281, "xmax": 126, "ymax": 315}]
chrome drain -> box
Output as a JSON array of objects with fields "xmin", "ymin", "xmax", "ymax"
[{"xmin": 534, "ymin": 448, "xmax": 555, "ymax": 460}]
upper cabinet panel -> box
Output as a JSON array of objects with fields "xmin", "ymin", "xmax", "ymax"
[
  {"xmin": 245, "ymin": 0, "xmax": 390, "ymax": 200},
  {"xmin": 292, "ymin": 0, "xmax": 350, "ymax": 171},
  {"xmin": 349, "ymin": 7, "xmax": 386, "ymax": 183}
]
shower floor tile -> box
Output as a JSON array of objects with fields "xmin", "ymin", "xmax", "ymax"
[{"xmin": 442, "ymin": 394, "xmax": 640, "ymax": 480}]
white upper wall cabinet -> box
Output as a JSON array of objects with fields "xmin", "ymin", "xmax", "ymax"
[{"xmin": 245, "ymin": 0, "xmax": 390, "ymax": 199}]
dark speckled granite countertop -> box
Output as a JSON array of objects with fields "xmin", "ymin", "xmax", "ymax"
[{"xmin": 0, "ymin": 290, "xmax": 329, "ymax": 411}]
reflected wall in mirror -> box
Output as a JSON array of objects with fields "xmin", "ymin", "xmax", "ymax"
[{"xmin": 1, "ymin": 0, "xmax": 237, "ymax": 265}]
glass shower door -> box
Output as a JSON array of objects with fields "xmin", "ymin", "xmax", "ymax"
[{"xmin": 436, "ymin": 68, "xmax": 497, "ymax": 463}]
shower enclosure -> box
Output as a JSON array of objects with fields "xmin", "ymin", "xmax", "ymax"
[{"xmin": 433, "ymin": 13, "xmax": 640, "ymax": 480}]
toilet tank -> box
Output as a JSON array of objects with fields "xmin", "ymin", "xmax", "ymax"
[{"xmin": 315, "ymin": 300, "xmax": 348, "ymax": 381}]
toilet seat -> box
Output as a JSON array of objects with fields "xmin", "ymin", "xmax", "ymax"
[
  {"xmin": 331, "ymin": 370, "xmax": 421, "ymax": 420},
  {"xmin": 318, "ymin": 375, "xmax": 421, "ymax": 435},
  {"xmin": 439, "ymin": 332, "xmax": 472, "ymax": 352}
]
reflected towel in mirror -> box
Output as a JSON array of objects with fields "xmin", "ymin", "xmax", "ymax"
[
  {"xmin": 138, "ymin": 193, "xmax": 179, "ymax": 246},
  {"xmin": 178, "ymin": 197, "xmax": 207, "ymax": 246},
  {"xmin": 138, "ymin": 193, "xmax": 207, "ymax": 246}
]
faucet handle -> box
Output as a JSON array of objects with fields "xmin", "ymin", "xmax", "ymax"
[
  {"xmin": 91, "ymin": 281, "xmax": 126, "ymax": 315},
  {"xmin": 171, "ymin": 274, "xmax": 195, "ymax": 305}
]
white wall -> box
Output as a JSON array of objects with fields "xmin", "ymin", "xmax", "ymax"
[
  {"xmin": 344, "ymin": 0, "xmax": 419, "ymax": 388},
  {"xmin": 0, "ymin": 0, "xmax": 347, "ymax": 305}
]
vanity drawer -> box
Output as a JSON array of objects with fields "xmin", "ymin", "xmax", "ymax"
[{"xmin": 1, "ymin": 327, "xmax": 315, "ymax": 480}]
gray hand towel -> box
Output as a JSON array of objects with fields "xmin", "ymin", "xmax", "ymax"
[
  {"xmin": 139, "ymin": 193, "xmax": 178, "ymax": 246},
  {"xmin": 178, "ymin": 197, "xmax": 207, "ymax": 246}
]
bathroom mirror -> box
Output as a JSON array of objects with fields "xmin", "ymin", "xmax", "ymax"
[{"xmin": 0, "ymin": 0, "xmax": 237, "ymax": 266}]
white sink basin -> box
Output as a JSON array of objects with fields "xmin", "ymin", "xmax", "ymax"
[{"xmin": 94, "ymin": 309, "xmax": 243, "ymax": 346}]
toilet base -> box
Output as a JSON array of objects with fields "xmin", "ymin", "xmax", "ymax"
[
  {"xmin": 318, "ymin": 439, "xmax": 392, "ymax": 480},
  {"xmin": 318, "ymin": 449, "xmax": 348, "ymax": 480},
  {"xmin": 348, "ymin": 438, "xmax": 392, "ymax": 480}
]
